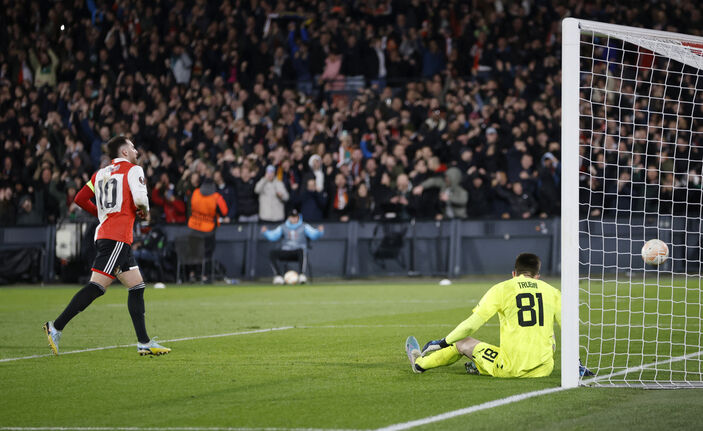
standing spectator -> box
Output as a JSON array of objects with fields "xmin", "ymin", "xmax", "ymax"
[
  {"xmin": 329, "ymin": 172, "xmax": 351, "ymax": 222},
  {"xmin": 294, "ymin": 177, "xmax": 327, "ymax": 223},
  {"xmin": 350, "ymin": 182, "xmax": 374, "ymax": 221},
  {"xmin": 171, "ymin": 45, "xmax": 193, "ymax": 85},
  {"xmin": 213, "ymin": 170, "xmax": 236, "ymax": 222},
  {"xmin": 152, "ymin": 174, "xmax": 187, "ymax": 224},
  {"xmin": 413, "ymin": 167, "xmax": 468, "ymax": 219},
  {"xmin": 496, "ymin": 182, "xmax": 538, "ymax": 219},
  {"xmin": 384, "ymin": 173, "xmax": 415, "ymax": 220},
  {"xmin": 16, "ymin": 195, "xmax": 42, "ymax": 225},
  {"xmin": 255, "ymin": 165, "xmax": 289, "ymax": 222},
  {"xmin": 29, "ymin": 45, "xmax": 59, "ymax": 88},
  {"xmin": 0, "ymin": 188, "xmax": 16, "ymax": 225},
  {"xmin": 234, "ymin": 164, "xmax": 259, "ymax": 222}
]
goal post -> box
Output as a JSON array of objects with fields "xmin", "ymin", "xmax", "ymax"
[{"xmin": 561, "ymin": 18, "xmax": 703, "ymax": 388}]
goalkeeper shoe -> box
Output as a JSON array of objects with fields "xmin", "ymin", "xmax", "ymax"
[
  {"xmin": 298, "ymin": 273, "xmax": 308, "ymax": 284},
  {"xmin": 43, "ymin": 321, "xmax": 61, "ymax": 355},
  {"xmin": 579, "ymin": 360, "xmax": 594, "ymax": 377},
  {"xmin": 273, "ymin": 275, "xmax": 284, "ymax": 285},
  {"xmin": 465, "ymin": 361, "xmax": 479, "ymax": 375},
  {"xmin": 137, "ymin": 338, "xmax": 171, "ymax": 356},
  {"xmin": 405, "ymin": 336, "xmax": 423, "ymax": 374}
]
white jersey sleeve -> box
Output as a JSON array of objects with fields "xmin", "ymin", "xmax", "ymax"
[{"xmin": 127, "ymin": 165, "xmax": 149, "ymax": 210}]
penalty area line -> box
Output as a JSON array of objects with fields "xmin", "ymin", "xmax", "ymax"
[{"xmin": 375, "ymin": 386, "xmax": 568, "ymax": 431}]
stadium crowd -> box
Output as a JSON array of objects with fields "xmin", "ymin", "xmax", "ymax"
[{"xmin": 0, "ymin": 0, "xmax": 695, "ymax": 226}]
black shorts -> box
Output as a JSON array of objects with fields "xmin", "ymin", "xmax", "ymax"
[{"xmin": 91, "ymin": 239, "xmax": 138, "ymax": 279}]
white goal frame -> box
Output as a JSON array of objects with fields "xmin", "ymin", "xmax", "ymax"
[{"xmin": 561, "ymin": 18, "xmax": 703, "ymax": 388}]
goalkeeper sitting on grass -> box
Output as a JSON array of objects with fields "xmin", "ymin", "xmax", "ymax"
[{"xmin": 406, "ymin": 253, "xmax": 591, "ymax": 377}]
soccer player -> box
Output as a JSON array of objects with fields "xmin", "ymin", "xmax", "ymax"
[
  {"xmin": 43, "ymin": 136, "xmax": 171, "ymax": 356},
  {"xmin": 405, "ymin": 253, "xmax": 561, "ymax": 377}
]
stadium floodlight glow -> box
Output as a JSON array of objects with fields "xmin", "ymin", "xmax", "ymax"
[{"xmin": 562, "ymin": 18, "xmax": 703, "ymax": 389}]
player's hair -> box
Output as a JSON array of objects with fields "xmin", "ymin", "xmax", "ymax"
[
  {"xmin": 514, "ymin": 253, "xmax": 541, "ymax": 276},
  {"xmin": 106, "ymin": 135, "xmax": 130, "ymax": 159}
]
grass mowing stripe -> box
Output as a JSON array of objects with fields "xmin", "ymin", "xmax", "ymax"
[
  {"xmin": 582, "ymin": 349, "xmax": 703, "ymax": 386},
  {"xmin": 375, "ymin": 387, "xmax": 568, "ymax": 431},
  {"xmin": 0, "ymin": 326, "xmax": 295, "ymax": 363}
]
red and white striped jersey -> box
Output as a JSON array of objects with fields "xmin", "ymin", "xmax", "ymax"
[{"xmin": 88, "ymin": 158, "xmax": 149, "ymax": 244}]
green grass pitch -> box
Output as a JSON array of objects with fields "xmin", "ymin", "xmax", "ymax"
[{"xmin": 0, "ymin": 280, "xmax": 701, "ymax": 430}]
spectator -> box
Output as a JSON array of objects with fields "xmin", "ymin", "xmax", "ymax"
[
  {"xmin": 413, "ymin": 167, "xmax": 468, "ymax": 219},
  {"xmin": 0, "ymin": 187, "xmax": 16, "ymax": 226},
  {"xmin": 294, "ymin": 177, "xmax": 327, "ymax": 223},
  {"xmin": 152, "ymin": 174, "xmax": 187, "ymax": 224},
  {"xmin": 496, "ymin": 182, "xmax": 538, "ymax": 220},
  {"xmin": 213, "ymin": 170, "xmax": 236, "ymax": 222},
  {"xmin": 16, "ymin": 195, "xmax": 42, "ymax": 225},
  {"xmin": 383, "ymin": 173, "xmax": 415, "ymax": 220},
  {"xmin": 329, "ymin": 172, "xmax": 351, "ymax": 222},
  {"xmin": 350, "ymin": 182, "xmax": 374, "ymax": 221},
  {"xmin": 255, "ymin": 165, "xmax": 289, "ymax": 222},
  {"xmin": 234, "ymin": 164, "xmax": 259, "ymax": 222}
]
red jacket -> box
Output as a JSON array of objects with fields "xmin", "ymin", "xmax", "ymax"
[{"xmin": 152, "ymin": 187, "xmax": 187, "ymax": 223}]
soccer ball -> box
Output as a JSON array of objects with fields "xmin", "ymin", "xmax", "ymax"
[
  {"xmin": 284, "ymin": 270, "xmax": 300, "ymax": 285},
  {"xmin": 641, "ymin": 239, "xmax": 669, "ymax": 266}
]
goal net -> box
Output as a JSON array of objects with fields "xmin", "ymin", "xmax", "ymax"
[{"xmin": 562, "ymin": 19, "xmax": 703, "ymax": 388}]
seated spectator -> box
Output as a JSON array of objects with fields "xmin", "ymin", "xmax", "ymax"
[{"xmin": 261, "ymin": 209, "xmax": 324, "ymax": 285}]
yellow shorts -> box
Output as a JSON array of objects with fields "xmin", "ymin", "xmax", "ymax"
[{"xmin": 470, "ymin": 342, "xmax": 553, "ymax": 378}]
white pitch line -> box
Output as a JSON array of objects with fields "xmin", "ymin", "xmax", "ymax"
[
  {"xmin": 0, "ymin": 327, "xmax": 294, "ymax": 363},
  {"xmin": 0, "ymin": 428, "xmax": 361, "ymax": 431},
  {"xmin": 2, "ymin": 323, "xmax": 483, "ymax": 364},
  {"xmin": 581, "ymin": 349, "xmax": 703, "ymax": 385},
  {"xmin": 375, "ymin": 386, "xmax": 568, "ymax": 431}
]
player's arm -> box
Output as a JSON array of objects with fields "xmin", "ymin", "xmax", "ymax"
[
  {"xmin": 128, "ymin": 166, "xmax": 149, "ymax": 218},
  {"xmin": 74, "ymin": 177, "xmax": 98, "ymax": 217},
  {"xmin": 422, "ymin": 313, "xmax": 487, "ymax": 356},
  {"xmin": 421, "ymin": 283, "xmax": 502, "ymax": 356}
]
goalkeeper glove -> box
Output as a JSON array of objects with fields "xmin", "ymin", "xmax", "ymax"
[{"xmin": 421, "ymin": 338, "xmax": 449, "ymax": 356}]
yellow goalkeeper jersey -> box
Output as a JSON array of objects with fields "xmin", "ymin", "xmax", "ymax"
[{"xmin": 472, "ymin": 275, "xmax": 561, "ymax": 376}]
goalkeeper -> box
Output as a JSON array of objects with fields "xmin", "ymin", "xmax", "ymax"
[{"xmin": 405, "ymin": 253, "xmax": 561, "ymax": 377}]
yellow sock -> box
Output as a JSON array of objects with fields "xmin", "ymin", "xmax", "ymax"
[{"xmin": 415, "ymin": 344, "xmax": 462, "ymax": 370}]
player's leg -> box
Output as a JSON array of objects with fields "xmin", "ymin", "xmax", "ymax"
[
  {"xmin": 117, "ymin": 266, "xmax": 171, "ymax": 356},
  {"xmin": 413, "ymin": 338, "xmax": 474, "ymax": 372},
  {"xmin": 269, "ymin": 250, "xmax": 284, "ymax": 284},
  {"xmin": 44, "ymin": 240, "xmax": 118, "ymax": 355},
  {"xmin": 468, "ymin": 342, "xmax": 507, "ymax": 377}
]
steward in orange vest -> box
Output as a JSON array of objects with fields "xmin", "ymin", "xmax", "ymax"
[{"xmin": 188, "ymin": 178, "xmax": 228, "ymax": 233}]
